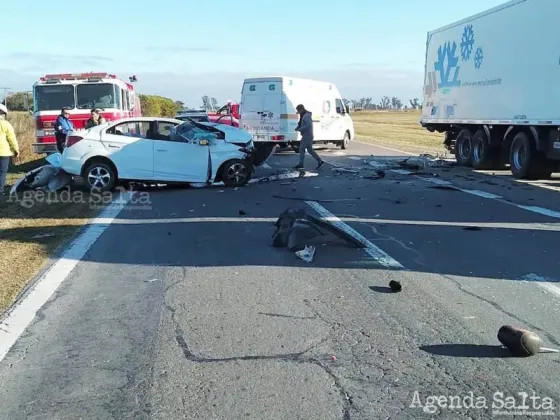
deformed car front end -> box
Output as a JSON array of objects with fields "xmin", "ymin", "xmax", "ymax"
[{"xmin": 170, "ymin": 120, "xmax": 256, "ymax": 187}]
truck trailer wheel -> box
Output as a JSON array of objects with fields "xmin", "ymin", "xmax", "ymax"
[
  {"xmin": 471, "ymin": 129, "xmax": 500, "ymax": 170},
  {"xmin": 454, "ymin": 129, "xmax": 473, "ymax": 166},
  {"xmin": 509, "ymin": 132, "xmax": 553, "ymax": 180}
]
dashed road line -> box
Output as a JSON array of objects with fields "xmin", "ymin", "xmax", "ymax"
[{"xmin": 390, "ymin": 169, "xmax": 560, "ymax": 220}]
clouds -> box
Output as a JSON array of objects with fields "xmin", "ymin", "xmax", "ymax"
[{"xmin": 3, "ymin": 52, "xmax": 114, "ymax": 74}]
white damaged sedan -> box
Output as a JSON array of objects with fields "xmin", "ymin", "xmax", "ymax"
[{"xmin": 61, "ymin": 117, "xmax": 255, "ymax": 191}]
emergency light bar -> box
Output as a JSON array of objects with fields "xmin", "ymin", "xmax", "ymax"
[{"xmin": 40, "ymin": 73, "xmax": 116, "ymax": 81}]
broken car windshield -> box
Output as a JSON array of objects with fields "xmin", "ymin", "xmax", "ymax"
[{"xmin": 171, "ymin": 121, "xmax": 216, "ymax": 142}]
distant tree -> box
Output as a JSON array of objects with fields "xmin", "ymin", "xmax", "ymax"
[
  {"xmin": 391, "ymin": 97, "xmax": 402, "ymax": 110},
  {"xmin": 409, "ymin": 98, "xmax": 420, "ymax": 110},
  {"xmin": 3, "ymin": 91, "xmax": 33, "ymax": 111},
  {"xmin": 210, "ymin": 97, "xmax": 218, "ymax": 110},
  {"xmin": 139, "ymin": 94, "xmax": 182, "ymax": 117},
  {"xmin": 201, "ymin": 95, "xmax": 211, "ymax": 110},
  {"xmin": 379, "ymin": 96, "xmax": 391, "ymax": 110}
]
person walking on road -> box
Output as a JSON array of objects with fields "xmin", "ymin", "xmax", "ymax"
[
  {"xmin": 85, "ymin": 108, "xmax": 106, "ymax": 129},
  {"xmin": 0, "ymin": 104, "xmax": 19, "ymax": 201},
  {"xmin": 54, "ymin": 107, "xmax": 74, "ymax": 153},
  {"xmin": 294, "ymin": 104, "xmax": 324, "ymax": 170}
]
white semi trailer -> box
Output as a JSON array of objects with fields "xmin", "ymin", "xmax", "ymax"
[{"xmin": 420, "ymin": 0, "xmax": 560, "ymax": 179}]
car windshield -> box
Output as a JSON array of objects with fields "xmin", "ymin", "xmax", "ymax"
[
  {"xmin": 76, "ymin": 83, "xmax": 120, "ymax": 109},
  {"xmin": 34, "ymin": 85, "xmax": 75, "ymax": 111}
]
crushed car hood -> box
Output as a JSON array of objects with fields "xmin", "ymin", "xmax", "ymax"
[{"xmin": 197, "ymin": 122, "xmax": 253, "ymax": 144}]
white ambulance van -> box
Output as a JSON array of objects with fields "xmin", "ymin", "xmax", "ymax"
[{"xmin": 239, "ymin": 76, "xmax": 355, "ymax": 165}]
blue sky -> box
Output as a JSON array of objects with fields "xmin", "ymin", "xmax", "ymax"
[{"xmin": 1, "ymin": 0, "xmax": 504, "ymax": 106}]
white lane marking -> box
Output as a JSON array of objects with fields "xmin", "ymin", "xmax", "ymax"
[
  {"xmin": 261, "ymin": 163, "xmax": 272, "ymax": 169},
  {"xmin": 520, "ymin": 274, "xmax": 560, "ymax": 298},
  {"xmin": 391, "ymin": 169, "xmax": 560, "ymax": 220},
  {"xmin": 248, "ymin": 170, "xmax": 318, "ymax": 184},
  {"xmin": 348, "ymin": 156, "xmax": 362, "ymax": 161},
  {"xmin": 516, "ymin": 205, "xmax": 560, "ymax": 219},
  {"xmin": 354, "ymin": 139, "xmax": 417, "ymax": 156},
  {"xmin": 0, "ymin": 192, "xmax": 134, "ymax": 363},
  {"xmin": 331, "ymin": 151, "xmax": 347, "ymax": 156},
  {"xmin": 304, "ymin": 201, "xmax": 404, "ymax": 269}
]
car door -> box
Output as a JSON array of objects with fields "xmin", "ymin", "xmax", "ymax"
[
  {"xmin": 152, "ymin": 121, "xmax": 210, "ymax": 183},
  {"xmin": 100, "ymin": 120, "xmax": 154, "ymax": 180}
]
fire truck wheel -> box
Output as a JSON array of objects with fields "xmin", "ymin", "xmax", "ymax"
[{"xmin": 84, "ymin": 160, "xmax": 117, "ymax": 192}]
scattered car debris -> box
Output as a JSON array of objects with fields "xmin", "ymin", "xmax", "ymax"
[
  {"xmin": 463, "ymin": 226, "xmax": 482, "ymax": 231},
  {"xmin": 10, "ymin": 153, "xmax": 73, "ymax": 194},
  {"xmin": 389, "ymin": 280, "xmax": 402, "ymax": 292},
  {"xmin": 497, "ymin": 325, "xmax": 559, "ymax": 357},
  {"xmin": 429, "ymin": 185, "xmax": 457, "ymax": 191},
  {"xmin": 272, "ymin": 208, "xmax": 365, "ymax": 253},
  {"xmin": 295, "ymin": 245, "xmax": 316, "ymax": 262},
  {"xmin": 271, "ymin": 194, "xmax": 362, "ymax": 203},
  {"xmin": 31, "ymin": 233, "xmax": 55, "ymax": 239},
  {"xmin": 238, "ymin": 210, "xmax": 247, "ymax": 216},
  {"xmin": 331, "ymin": 167, "xmax": 359, "ymax": 174}
]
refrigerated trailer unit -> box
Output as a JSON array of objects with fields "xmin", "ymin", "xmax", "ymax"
[{"xmin": 420, "ymin": 0, "xmax": 560, "ymax": 179}]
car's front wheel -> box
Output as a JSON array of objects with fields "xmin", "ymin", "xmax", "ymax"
[
  {"xmin": 84, "ymin": 160, "xmax": 117, "ymax": 192},
  {"xmin": 222, "ymin": 159, "xmax": 252, "ymax": 187}
]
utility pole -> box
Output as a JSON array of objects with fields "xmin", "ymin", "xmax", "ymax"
[{"xmin": 0, "ymin": 87, "xmax": 11, "ymax": 107}]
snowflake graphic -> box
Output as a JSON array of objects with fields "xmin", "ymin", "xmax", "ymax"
[
  {"xmin": 474, "ymin": 47, "xmax": 483, "ymax": 69},
  {"xmin": 460, "ymin": 25, "xmax": 475, "ymax": 61},
  {"xmin": 434, "ymin": 41, "xmax": 461, "ymax": 88}
]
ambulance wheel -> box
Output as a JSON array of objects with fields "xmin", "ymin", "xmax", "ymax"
[{"xmin": 340, "ymin": 131, "xmax": 350, "ymax": 149}]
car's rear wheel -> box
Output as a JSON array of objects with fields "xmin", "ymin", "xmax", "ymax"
[
  {"xmin": 84, "ymin": 161, "xmax": 117, "ymax": 192},
  {"xmin": 222, "ymin": 159, "xmax": 252, "ymax": 187}
]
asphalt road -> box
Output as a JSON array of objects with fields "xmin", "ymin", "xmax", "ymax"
[{"xmin": 1, "ymin": 140, "xmax": 559, "ymax": 419}]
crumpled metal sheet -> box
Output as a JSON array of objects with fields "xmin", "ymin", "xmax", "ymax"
[{"xmin": 10, "ymin": 153, "xmax": 72, "ymax": 194}]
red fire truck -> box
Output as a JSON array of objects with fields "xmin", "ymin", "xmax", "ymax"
[
  {"xmin": 32, "ymin": 72, "xmax": 141, "ymax": 154},
  {"xmin": 207, "ymin": 101, "xmax": 240, "ymax": 127}
]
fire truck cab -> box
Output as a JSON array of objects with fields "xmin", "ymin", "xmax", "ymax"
[{"xmin": 32, "ymin": 72, "xmax": 141, "ymax": 154}]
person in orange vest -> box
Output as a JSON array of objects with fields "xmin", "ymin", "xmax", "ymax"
[{"xmin": 0, "ymin": 104, "xmax": 19, "ymax": 201}]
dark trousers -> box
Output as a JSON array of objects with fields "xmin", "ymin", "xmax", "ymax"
[
  {"xmin": 0, "ymin": 156, "xmax": 10, "ymax": 197},
  {"xmin": 298, "ymin": 136, "xmax": 321, "ymax": 165},
  {"xmin": 55, "ymin": 134, "xmax": 65, "ymax": 153}
]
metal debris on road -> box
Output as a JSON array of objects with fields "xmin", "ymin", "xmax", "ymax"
[
  {"xmin": 295, "ymin": 245, "xmax": 316, "ymax": 262},
  {"xmin": 272, "ymin": 208, "xmax": 365, "ymax": 253},
  {"xmin": 271, "ymin": 194, "xmax": 362, "ymax": 203},
  {"xmin": 389, "ymin": 280, "xmax": 402, "ymax": 292},
  {"xmin": 497, "ymin": 325, "xmax": 559, "ymax": 357}
]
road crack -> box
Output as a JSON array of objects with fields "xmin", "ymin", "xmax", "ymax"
[{"xmin": 165, "ymin": 300, "xmax": 352, "ymax": 420}]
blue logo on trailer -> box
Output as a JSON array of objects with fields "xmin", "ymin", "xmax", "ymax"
[
  {"xmin": 433, "ymin": 24, "xmax": 485, "ymax": 89},
  {"xmin": 460, "ymin": 25, "xmax": 475, "ymax": 61}
]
